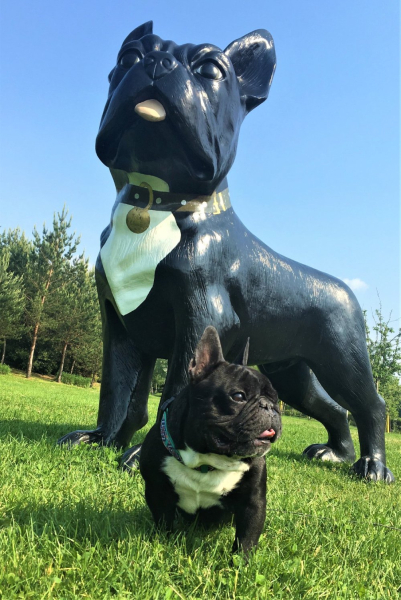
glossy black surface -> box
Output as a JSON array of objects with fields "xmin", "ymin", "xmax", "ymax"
[
  {"xmin": 58, "ymin": 22, "xmax": 394, "ymax": 483},
  {"xmin": 95, "ymin": 21, "xmax": 275, "ymax": 194}
]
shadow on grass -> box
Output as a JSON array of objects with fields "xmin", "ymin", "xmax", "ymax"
[
  {"xmin": 0, "ymin": 418, "xmax": 150, "ymax": 458},
  {"xmin": 272, "ymin": 448, "xmax": 352, "ymax": 476},
  {"xmin": 1, "ymin": 419, "xmax": 352, "ymax": 482},
  {"xmin": 3, "ymin": 499, "xmax": 232, "ymax": 554},
  {"xmin": 2, "ymin": 500, "xmax": 153, "ymax": 543},
  {"xmin": 0, "ymin": 419, "xmax": 97, "ymax": 443},
  {"xmin": 0, "ymin": 416, "xmax": 154, "ymax": 447}
]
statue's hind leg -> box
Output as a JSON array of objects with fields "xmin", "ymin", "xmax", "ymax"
[
  {"xmin": 259, "ymin": 361, "xmax": 356, "ymax": 463},
  {"xmin": 299, "ymin": 300, "xmax": 394, "ymax": 482},
  {"xmin": 306, "ymin": 352, "xmax": 394, "ymax": 482}
]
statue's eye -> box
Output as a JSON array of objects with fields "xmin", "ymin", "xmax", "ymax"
[
  {"xmin": 195, "ymin": 61, "xmax": 224, "ymax": 81},
  {"xmin": 119, "ymin": 51, "xmax": 142, "ymax": 69},
  {"xmin": 231, "ymin": 392, "xmax": 246, "ymax": 402}
]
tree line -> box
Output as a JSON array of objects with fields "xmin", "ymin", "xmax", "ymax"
[
  {"xmin": 0, "ymin": 208, "xmax": 400, "ymax": 427},
  {"xmin": 0, "ymin": 208, "xmax": 101, "ymax": 384}
]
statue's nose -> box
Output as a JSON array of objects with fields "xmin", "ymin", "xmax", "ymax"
[{"xmin": 144, "ymin": 52, "xmax": 178, "ymax": 80}]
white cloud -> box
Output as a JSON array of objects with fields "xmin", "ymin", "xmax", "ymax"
[{"xmin": 343, "ymin": 278, "xmax": 369, "ymax": 292}]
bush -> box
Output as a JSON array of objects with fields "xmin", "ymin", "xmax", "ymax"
[
  {"xmin": 61, "ymin": 372, "xmax": 91, "ymax": 388},
  {"xmin": 391, "ymin": 418, "xmax": 401, "ymax": 433},
  {"xmin": 0, "ymin": 364, "xmax": 11, "ymax": 375}
]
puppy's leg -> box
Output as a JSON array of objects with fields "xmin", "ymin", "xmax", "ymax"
[
  {"xmin": 231, "ymin": 461, "xmax": 267, "ymax": 557},
  {"xmin": 58, "ymin": 300, "xmax": 153, "ymax": 449},
  {"xmin": 260, "ymin": 361, "xmax": 356, "ymax": 463},
  {"xmin": 144, "ymin": 480, "xmax": 177, "ymax": 532}
]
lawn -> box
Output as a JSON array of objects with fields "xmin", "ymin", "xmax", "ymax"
[{"xmin": 0, "ymin": 373, "xmax": 400, "ymax": 599}]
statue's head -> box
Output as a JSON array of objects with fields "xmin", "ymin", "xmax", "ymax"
[{"xmin": 96, "ymin": 22, "xmax": 276, "ymax": 194}]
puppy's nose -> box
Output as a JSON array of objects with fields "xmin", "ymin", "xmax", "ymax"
[
  {"xmin": 259, "ymin": 398, "xmax": 270, "ymax": 410},
  {"xmin": 144, "ymin": 52, "xmax": 178, "ymax": 80}
]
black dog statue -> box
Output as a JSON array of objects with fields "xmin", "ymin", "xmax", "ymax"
[
  {"xmin": 140, "ymin": 326, "xmax": 282, "ymax": 556},
  {"xmin": 58, "ymin": 21, "xmax": 394, "ymax": 483}
]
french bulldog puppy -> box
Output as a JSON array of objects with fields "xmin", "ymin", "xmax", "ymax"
[{"xmin": 140, "ymin": 327, "xmax": 282, "ymax": 556}]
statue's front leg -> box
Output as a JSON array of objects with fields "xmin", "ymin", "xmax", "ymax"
[
  {"xmin": 121, "ymin": 287, "xmax": 240, "ymax": 470},
  {"xmin": 58, "ymin": 299, "xmax": 154, "ymax": 449},
  {"xmin": 120, "ymin": 318, "xmax": 205, "ymax": 471}
]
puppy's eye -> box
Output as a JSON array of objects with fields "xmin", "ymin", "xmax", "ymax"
[
  {"xmin": 195, "ymin": 61, "xmax": 224, "ymax": 81},
  {"xmin": 231, "ymin": 392, "xmax": 246, "ymax": 402},
  {"xmin": 119, "ymin": 51, "xmax": 142, "ymax": 69}
]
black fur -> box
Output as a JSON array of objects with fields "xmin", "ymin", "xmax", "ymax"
[{"xmin": 140, "ymin": 327, "xmax": 282, "ymax": 556}]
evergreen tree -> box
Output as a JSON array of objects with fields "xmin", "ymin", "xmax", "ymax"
[
  {"xmin": 70, "ymin": 280, "xmax": 102, "ymax": 387},
  {"xmin": 364, "ymin": 308, "xmax": 401, "ymax": 390},
  {"xmin": 0, "ymin": 249, "xmax": 25, "ymax": 363},
  {"xmin": 50, "ymin": 263, "xmax": 101, "ymax": 383},
  {"xmin": 151, "ymin": 359, "xmax": 168, "ymax": 393},
  {"xmin": 364, "ymin": 307, "xmax": 401, "ymax": 429},
  {"xmin": 24, "ymin": 207, "xmax": 81, "ymax": 378},
  {"xmin": 0, "ymin": 228, "xmax": 32, "ymax": 277}
]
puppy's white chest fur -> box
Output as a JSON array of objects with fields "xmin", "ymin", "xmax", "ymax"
[
  {"xmin": 162, "ymin": 447, "xmax": 250, "ymax": 514},
  {"xmin": 100, "ymin": 203, "xmax": 181, "ymax": 316}
]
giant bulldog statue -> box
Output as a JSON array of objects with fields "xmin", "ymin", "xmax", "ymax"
[{"xmin": 58, "ymin": 22, "xmax": 394, "ymax": 482}]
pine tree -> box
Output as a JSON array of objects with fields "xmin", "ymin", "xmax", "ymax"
[
  {"xmin": 24, "ymin": 207, "xmax": 81, "ymax": 378},
  {"xmin": 364, "ymin": 307, "xmax": 401, "ymax": 430},
  {"xmin": 0, "ymin": 249, "xmax": 25, "ymax": 363},
  {"xmin": 50, "ymin": 262, "xmax": 100, "ymax": 383},
  {"xmin": 151, "ymin": 359, "xmax": 168, "ymax": 393},
  {"xmin": 70, "ymin": 278, "xmax": 103, "ymax": 387}
]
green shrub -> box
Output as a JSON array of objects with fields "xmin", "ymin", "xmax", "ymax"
[
  {"xmin": 61, "ymin": 372, "xmax": 91, "ymax": 388},
  {"xmin": 60, "ymin": 372, "xmax": 74, "ymax": 386},
  {"xmin": 0, "ymin": 364, "xmax": 11, "ymax": 375}
]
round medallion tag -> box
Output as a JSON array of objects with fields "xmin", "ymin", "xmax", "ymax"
[
  {"xmin": 126, "ymin": 207, "xmax": 151, "ymax": 233},
  {"xmin": 126, "ymin": 181, "xmax": 154, "ymax": 234}
]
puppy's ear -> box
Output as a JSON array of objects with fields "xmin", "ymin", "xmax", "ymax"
[
  {"xmin": 233, "ymin": 338, "xmax": 250, "ymax": 366},
  {"xmin": 122, "ymin": 21, "xmax": 153, "ymax": 45},
  {"xmin": 189, "ymin": 327, "xmax": 225, "ymax": 383},
  {"xmin": 224, "ymin": 29, "xmax": 276, "ymax": 113}
]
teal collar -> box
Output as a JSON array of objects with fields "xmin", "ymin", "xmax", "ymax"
[
  {"xmin": 159, "ymin": 397, "xmax": 215, "ymax": 473},
  {"xmin": 160, "ymin": 406, "xmax": 184, "ymax": 464}
]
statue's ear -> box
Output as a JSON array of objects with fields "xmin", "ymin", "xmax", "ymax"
[
  {"xmin": 224, "ymin": 29, "xmax": 276, "ymax": 113},
  {"xmin": 189, "ymin": 327, "xmax": 225, "ymax": 383},
  {"xmin": 122, "ymin": 21, "xmax": 153, "ymax": 45},
  {"xmin": 233, "ymin": 338, "xmax": 250, "ymax": 366}
]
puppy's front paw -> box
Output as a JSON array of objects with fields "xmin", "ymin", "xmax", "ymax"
[
  {"xmin": 352, "ymin": 457, "xmax": 395, "ymax": 483},
  {"xmin": 231, "ymin": 541, "xmax": 255, "ymax": 565},
  {"xmin": 303, "ymin": 443, "xmax": 355, "ymax": 463}
]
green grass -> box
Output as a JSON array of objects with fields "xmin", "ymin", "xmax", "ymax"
[{"xmin": 0, "ymin": 373, "xmax": 400, "ymax": 599}]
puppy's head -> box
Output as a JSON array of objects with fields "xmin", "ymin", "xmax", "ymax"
[
  {"xmin": 185, "ymin": 327, "xmax": 282, "ymax": 458},
  {"xmin": 96, "ymin": 22, "xmax": 276, "ymax": 194}
]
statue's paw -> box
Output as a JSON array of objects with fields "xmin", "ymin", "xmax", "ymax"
[
  {"xmin": 303, "ymin": 443, "xmax": 354, "ymax": 463},
  {"xmin": 57, "ymin": 429, "xmax": 103, "ymax": 447},
  {"xmin": 352, "ymin": 457, "xmax": 395, "ymax": 483},
  {"xmin": 120, "ymin": 444, "xmax": 142, "ymax": 474}
]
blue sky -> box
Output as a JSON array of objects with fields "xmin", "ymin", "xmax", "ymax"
[{"xmin": 0, "ymin": 0, "xmax": 399, "ymax": 329}]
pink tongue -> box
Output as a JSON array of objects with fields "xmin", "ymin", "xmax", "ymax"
[{"xmin": 259, "ymin": 429, "xmax": 275, "ymax": 439}]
